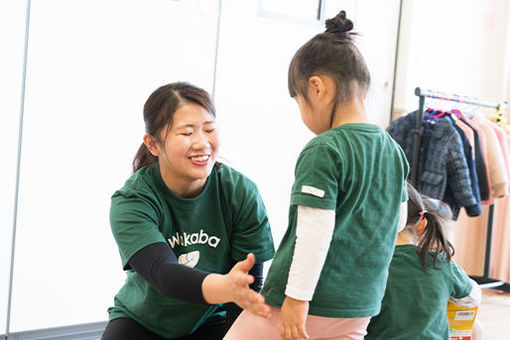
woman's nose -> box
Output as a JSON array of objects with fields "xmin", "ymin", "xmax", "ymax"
[{"xmin": 192, "ymin": 131, "xmax": 210, "ymax": 149}]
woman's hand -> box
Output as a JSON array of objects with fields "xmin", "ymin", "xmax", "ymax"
[
  {"xmin": 279, "ymin": 296, "xmax": 310, "ymax": 340},
  {"xmin": 202, "ymin": 253, "xmax": 271, "ymax": 318}
]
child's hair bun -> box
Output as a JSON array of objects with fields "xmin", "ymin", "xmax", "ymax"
[{"xmin": 325, "ymin": 10, "xmax": 354, "ymax": 34}]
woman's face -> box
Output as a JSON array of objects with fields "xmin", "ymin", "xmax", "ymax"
[{"xmin": 156, "ymin": 103, "xmax": 219, "ymax": 195}]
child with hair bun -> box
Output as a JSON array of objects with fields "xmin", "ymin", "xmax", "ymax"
[
  {"xmin": 365, "ymin": 183, "xmax": 482, "ymax": 340},
  {"xmin": 224, "ymin": 10, "xmax": 409, "ymax": 340}
]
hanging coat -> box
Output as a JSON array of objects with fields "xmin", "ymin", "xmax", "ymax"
[{"xmin": 388, "ymin": 111, "xmax": 481, "ymax": 218}]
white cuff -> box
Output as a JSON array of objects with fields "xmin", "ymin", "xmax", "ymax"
[{"xmin": 449, "ymin": 279, "xmax": 482, "ymax": 308}]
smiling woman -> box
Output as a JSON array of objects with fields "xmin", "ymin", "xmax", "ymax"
[
  {"xmin": 142, "ymin": 99, "xmax": 219, "ymax": 198},
  {"xmin": 102, "ymin": 82, "xmax": 275, "ymax": 340}
]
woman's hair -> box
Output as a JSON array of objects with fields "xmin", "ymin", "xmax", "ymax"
[
  {"xmin": 406, "ymin": 183, "xmax": 455, "ymax": 269},
  {"xmin": 288, "ymin": 10, "xmax": 370, "ymax": 105},
  {"xmin": 132, "ymin": 82, "xmax": 216, "ymax": 173}
]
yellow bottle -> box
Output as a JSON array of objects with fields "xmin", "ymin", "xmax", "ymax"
[{"xmin": 447, "ymin": 301, "xmax": 479, "ymax": 340}]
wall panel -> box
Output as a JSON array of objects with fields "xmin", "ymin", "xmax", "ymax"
[
  {"xmin": 9, "ymin": 0, "xmax": 218, "ymax": 331},
  {"xmin": 0, "ymin": 0, "xmax": 28, "ymax": 335}
]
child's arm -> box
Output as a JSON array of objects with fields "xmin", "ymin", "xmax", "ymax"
[
  {"xmin": 449, "ymin": 278, "xmax": 482, "ymax": 308},
  {"xmin": 280, "ymin": 205, "xmax": 335, "ymax": 340},
  {"xmin": 397, "ymin": 201, "xmax": 408, "ymax": 232}
]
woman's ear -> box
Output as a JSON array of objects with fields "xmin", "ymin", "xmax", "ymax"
[
  {"xmin": 143, "ymin": 133, "xmax": 161, "ymax": 156},
  {"xmin": 417, "ymin": 218, "xmax": 428, "ymax": 236}
]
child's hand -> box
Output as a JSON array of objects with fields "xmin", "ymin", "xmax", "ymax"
[{"xmin": 279, "ymin": 296, "xmax": 310, "ymax": 340}]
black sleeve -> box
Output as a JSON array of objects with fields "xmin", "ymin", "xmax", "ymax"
[
  {"xmin": 128, "ymin": 242, "xmax": 209, "ymax": 304},
  {"xmin": 224, "ymin": 261, "xmax": 265, "ymax": 329},
  {"xmin": 247, "ymin": 262, "xmax": 264, "ymax": 293}
]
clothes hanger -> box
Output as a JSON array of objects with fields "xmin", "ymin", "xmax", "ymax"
[
  {"xmin": 488, "ymin": 101, "xmax": 504, "ymax": 126},
  {"xmin": 465, "ymin": 96, "xmax": 481, "ymax": 119},
  {"xmin": 433, "ymin": 109, "xmax": 446, "ymax": 118},
  {"xmin": 449, "ymin": 94, "xmax": 465, "ymax": 119}
]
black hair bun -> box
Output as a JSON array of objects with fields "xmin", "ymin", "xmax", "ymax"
[{"xmin": 325, "ymin": 10, "xmax": 353, "ymax": 34}]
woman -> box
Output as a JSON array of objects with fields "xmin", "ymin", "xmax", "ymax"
[{"xmin": 102, "ymin": 82, "xmax": 275, "ymax": 340}]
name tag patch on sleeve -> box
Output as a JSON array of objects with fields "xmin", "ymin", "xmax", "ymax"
[{"xmin": 301, "ymin": 185, "xmax": 325, "ymax": 198}]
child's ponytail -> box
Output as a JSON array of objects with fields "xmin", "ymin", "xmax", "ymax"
[
  {"xmin": 406, "ymin": 183, "xmax": 455, "ymax": 269},
  {"xmin": 417, "ymin": 199, "xmax": 455, "ymax": 268}
]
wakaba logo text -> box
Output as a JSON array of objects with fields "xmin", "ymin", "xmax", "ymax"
[{"xmin": 168, "ymin": 229, "xmax": 221, "ymax": 248}]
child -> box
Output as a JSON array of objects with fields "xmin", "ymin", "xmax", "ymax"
[
  {"xmin": 224, "ymin": 10, "xmax": 409, "ymax": 340},
  {"xmin": 365, "ymin": 183, "xmax": 482, "ymax": 340}
]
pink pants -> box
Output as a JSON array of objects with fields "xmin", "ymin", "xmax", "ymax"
[{"xmin": 224, "ymin": 307, "xmax": 370, "ymax": 340}]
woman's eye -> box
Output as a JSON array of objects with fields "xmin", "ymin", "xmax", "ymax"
[
  {"xmin": 181, "ymin": 132, "xmax": 193, "ymax": 136},
  {"xmin": 205, "ymin": 129, "xmax": 216, "ymax": 133}
]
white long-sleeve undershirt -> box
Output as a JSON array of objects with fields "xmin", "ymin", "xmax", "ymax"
[
  {"xmin": 449, "ymin": 279, "xmax": 482, "ymax": 308},
  {"xmin": 285, "ymin": 205, "xmax": 335, "ymax": 301}
]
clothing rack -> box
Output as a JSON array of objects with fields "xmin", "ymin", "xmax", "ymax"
[{"xmin": 413, "ymin": 87, "xmax": 510, "ymax": 292}]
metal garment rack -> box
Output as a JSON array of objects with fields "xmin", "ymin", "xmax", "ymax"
[{"xmin": 413, "ymin": 87, "xmax": 510, "ymax": 292}]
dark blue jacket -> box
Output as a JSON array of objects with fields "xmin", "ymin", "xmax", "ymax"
[
  {"xmin": 388, "ymin": 111, "xmax": 481, "ymax": 217},
  {"xmin": 442, "ymin": 115, "xmax": 481, "ymax": 219}
]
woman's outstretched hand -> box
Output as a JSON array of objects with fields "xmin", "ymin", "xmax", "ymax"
[{"xmin": 202, "ymin": 253, "xmax": 271, "ymax": 318}]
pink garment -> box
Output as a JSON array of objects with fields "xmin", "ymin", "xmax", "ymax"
[
  {"xmin": 454, "ymin": 117, "xmax": 475, "ymax": 159},
  {"xmin": 224, "ymin": 307, "xmax": 370, "ymax": 340},
  {"xmin": 491, "ymin": 196, "xmax": 510, "ymax": 282},
  {"xmin": 470, "ymin": 113, "xmax": 508, "ymax": 199},
  {"xmin": 488, "ymin": 123, "xmax": 510, "ymax": 282},
  {"xmin": 486, "ymin": 120, "xmax": 510, "ymax": 192}
]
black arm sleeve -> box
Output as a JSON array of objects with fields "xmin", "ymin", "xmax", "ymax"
[
  {"xmin": 247, "ymin": 262, "xmax": 264, "ymax": 293},
  {"xmin": 128, "ymin": 242, "xmax": 209, "ymax": 304}
]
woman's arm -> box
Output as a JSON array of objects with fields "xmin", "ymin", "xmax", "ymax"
[
  {"xmin": 129, "ymin": 243, "xmax": 270, "ymax": 317},
  {"xmin": 129, "ymin": 242, "xmax": 209, "ymax": 304}
]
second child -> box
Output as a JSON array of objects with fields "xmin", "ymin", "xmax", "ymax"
[{"xmin": 365, "ymin": 183, "xmax": 482, "ymax": 340}]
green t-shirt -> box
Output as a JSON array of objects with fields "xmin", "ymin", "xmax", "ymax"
[
  {"xmin": 261, "ymin": 124, "xmax": 409, "ymax": 318},
  {"xmin": 107, "ymin": 162, "xmax": 275, "ymax": 338},
  {"xmin": 365, "ymin": 244, "xmax": 472, "ymax": 340}
]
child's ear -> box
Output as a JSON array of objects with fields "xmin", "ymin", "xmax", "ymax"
[
  {"xmin": 143, "ymin": 133, "xmax": 161, "ymax": 156},
  {"xmin": 308, "ymin": 75, "xmax": 326, "ymax": 100},
  {"xmin": 308, "ymin": 75, "xmax": 336, "ymax": 103},
  {"xmin": 417, "ymin": 218, "xmax": 428, "ymax": 236}
]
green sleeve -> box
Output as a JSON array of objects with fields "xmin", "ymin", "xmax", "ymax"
[
  {"xmin": 401, "ymin": 184, "xmax": 408, "ymax": 202},
  {"xmin": 399, "ymin": 144, "xmax": 410, "ymax": 202},
  {"xmin": 230, "ymin": 180, "xmax": 275, "ymax": 263},
  {"xmin": 110, "ymin": 191, "xmax": 166, "ymax": 269},
  {"xmin": 290, "ymin": 144, "xmax": 341, "ymax": 210},
  {"xmin": 448, "ymin": 260, "xmax": 473, "ymax": 299}
]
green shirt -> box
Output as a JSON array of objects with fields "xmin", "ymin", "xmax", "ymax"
[
  {"xmin": 365, "ymin": 245, "xmax": 472, "ymax": 340},
  {"xmin": 108, "ymin": 162, "xmax": 275, "ymax": 338},
  {"xmin": 262, "ymin": 124, "xmax": 409, "ymax": 318}
]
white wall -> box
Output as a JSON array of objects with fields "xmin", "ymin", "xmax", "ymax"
[
  {"xmin": 394, "ymin": 0, "xmax": 510, "ymax": 115},
  {"xmin": 0, "ymin": 0, "xmax": 27, "ymax": 335},
  {"xmin": 215, "ymin": 0, "xmax": 400, "ymax": 246},
  {"xmin": 8, "ymin": 0, "xmax": 219, "ymax": 332}
]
